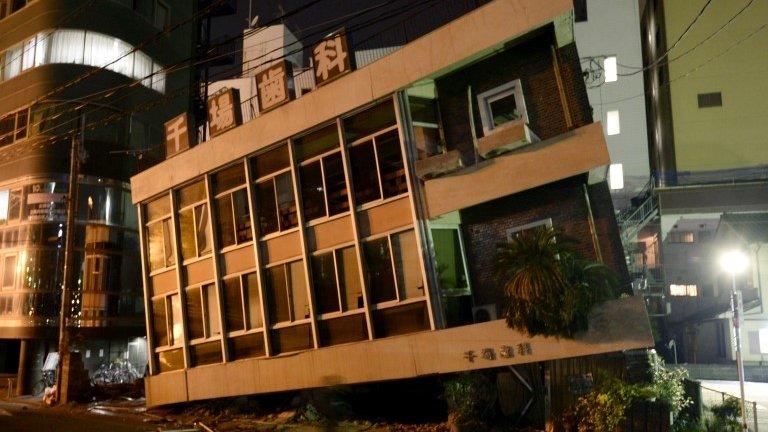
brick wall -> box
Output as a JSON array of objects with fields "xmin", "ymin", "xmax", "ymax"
[
  {"xmin": 459, "ymin": 176, "xmax": 629, "ymax": 310},
  {"xmin": 435, "ymin": 27, "xmax": 593, "ymax": 164}
]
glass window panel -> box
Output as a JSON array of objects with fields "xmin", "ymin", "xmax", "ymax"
[
  {"xmin": 212, "ymin": 164, "xmax": 245, "ymax": 194},
  {"xmin": 194, "ymin": 204, "xmax": 211, "ymax": 255},
  {"xmin": 363, "ymin": 237, "xmax": 397, "ymax": 303},
  {"xmin": 156, "ymin": 348, "xmax": 183, "ymax": 373},
  {"xmin": 21, "ymin": 37, "xmax": 35, "ymax": 71},
  {"xmin": 252, "ymin": 144, "xmax": 290, "ymax": 178},
  {"xmin": 392, "ymin": 230, "xmax": 423, "ymax": 299},
  {"xmin": 299, "ymin": 161, "xmax": 326, "ymax": 221},
  {"xmin": 162, "ymin": 218, "xmax": 174, "ymax": 266},
  {"xmin": 147, "ymin": 222, "xmax": 165, "ymax": 271},
  {"xmin": 223, "ymin": 277, "xmax": 244, "ymax": 331},
  {"xmin": 311, "ymin": 252, "xmax": 339, "ymax": 314},
  {"xmin": 49, "ymin": 29, "xmax": 85, "ymax": 64},
  {"xmin": 256, "ymin": 180, "xmax": 279, "ymax": 235},
  {"xmin": 178, "ymin": 181, "xmax": 206, "ymax": 207},
  {"xmin": 350, "ymin": 141, "xmax": 381, "ymax": 204},
  {"xmin": 372, "ymin": 301, "xmax": 430, "ymax": 338},
  {"xmin": 0, "ymin": 190, "xmax": 8, "ymax": 222},
  {"xmin": 4, "ymin": 44, "xmax": 22, "ymax": 80},
  {"xmin": 215, "ymin": 195, "xmax": 236, "ymax": 248},
  {"xmin": 343, "ymin": 100, "xmax": 396, "ymax": 142},
  {"xmin": 288, "ymin": 260, "xmax": 309, "ymax": 321},
  {"xmin": 228, "ymin": 332, "xmax": 265, "ymax": 360},
  {"xmin": 337, "ymin": 247, "xmax": 363, "ymax": 311},
  {"xmin": 270, "ymin": 323, "xmax": 312, "ymax": 354},
  {"xmin": 0, "ymin": 115, "xmax": 13, "ymax": 146},
  {"xmin": 84, "ymin": 31, "xmax": 116, "ymax": 68},
  {"xmin": 294, "ymin": 124, "xmax": 339, "ymax": 162},
  {"xmin": 232, "ymin": 189, "xmax": 253, "ymax": 243},
  {"xmin": 275, "ymin": 173, "xmax": 297, "ymax": 230},
  {"xmin": 204, "ymin": 284, "xmax": 221, "ymax": 337},
  {"xmin": 318, "ymin": 313, "xmax": 368, "ymax": 347},
  {"xmin": 490, "ymin": 92, "xmax": 519, "ymax": 127},
  {"xmin": 323, "ymin": 153, "xmax": 348, "ymax": 216},
  {"xmin": 15, "ymin": 110, "xmax": 27, "ymax": 140},
  {"xmin": 266, "ymin": 265, "xmax": 289, "ymax": 323},
  {"xmin": 178, "ymin": 208, "xmax": 196, "ymax": 260},
  {"xmin": 185, "ymin": 287, "xmax": 204, "ymax": 339},
  {"xmin": 34, "ymin": 34, "xmax": 48, "ymax": 67},
  {"xmin": 152, "ymin": 298, "xmax": 168, "ymax": 346},
  {"xmin": 432, "ymin": 229, "xmax": 468, "ymax": 291},
  {"xmin": 134, "ymin": 50, "xmax": 152, "ymax": 84},
  {"xmin": 244, "ymin": 272, "xmax": 263, "ymax": 328},
  {"xmin": 170, "ymin": 293, "xmax": 183, "ymax": 344},
  {"xmin": 376, "ymin": 130, "xmax": 407, "ymax": 198},
  {"xmin": 146, "ymin": 195, "xmax": 171, "ymax": 220},
  {"xmin": 408, "ymin": 97, "xmax": 438, "ymax": 124},
  {"xmin": 190, "ymin": 341, "xmax": 222, "ymax": 366}
]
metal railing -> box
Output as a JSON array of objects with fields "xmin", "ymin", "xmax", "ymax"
[{"xmin": 700, "ymin": 385, "xmax": 760, "ymax": 431}]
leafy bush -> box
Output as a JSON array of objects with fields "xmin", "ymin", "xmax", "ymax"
[
  {"xmin": 705, "ymin": 397, "xmax": 742, "ymax": 432},
  {"xmin": 443, "ymin": 372, "xmax": 496, "ymax": 429},
  {"xmin": 495, "ymin": 226, "xmax": 617, "ymax": 338},
  {"xmin": 645, "ymin": 352, "xmax": 690, "ymax": 416},
  {"xmin": 567, "ymin": 376, "xmax": 638, "ymax": 432}
]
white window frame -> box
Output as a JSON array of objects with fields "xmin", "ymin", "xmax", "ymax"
[
  {"xmin": 477, "ymin": 79, "xmax": 528, "ymax": 135},
  {"xmin": 506, "ymin": 218, "xmax": 553, "ymax": 242},
  {"xmin": 429, "ymin": 224, "xmax": 472, "ymax": 294}
]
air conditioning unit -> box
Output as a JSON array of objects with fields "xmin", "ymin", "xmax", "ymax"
[{"xmin": 472, "ymin": 304, "xmax": 497, "ymax": 323}]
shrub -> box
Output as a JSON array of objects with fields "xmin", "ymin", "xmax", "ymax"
[{"xmin": 443, "ymin": 372, "xmax": 496, "ymax": 429}]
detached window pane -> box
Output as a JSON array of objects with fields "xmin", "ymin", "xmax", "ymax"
[
  {"xmin": 178, "ymin": 209, "xmax": 196, "ymax": 260},
  {"xmin": 275, "ymin": 173, "xmax": 297, "ymax": 230},
  {"xmin": 311, "ymin": 253, "xmax": 339, "ymax": 314},
  {"xmin": 300, "ymin": 161, "xmax": 326, "ymax": 221},
  {"xmin": 337, "ymin": 247, "xmax": 363, "ymax": 311},
  {"xmin": 204, "ymin": 284, "xmax": 221, "ymax": 336},
  {"xmin": 162, "ymin": 219, "xmax": 175, "ymax": 266},
  {"xmin": 350, "ymin": 141, "xmax": 381, "ymax": 204},
  {"xmin": 185, "ymin": 287, "xmax": 204, "ymax": 339},
  {"xmin": 323, "ymin": 153, "xmax": 348, "ymax": 216},
  {"xmin": 215, "ymin": 196, "xmax": 236, "ymax": 248},
  {"xmin": 194, "ymin": 204, "xmax": 211, "ymax": 255},
  {"xmin": 363, "ymin": 237, "xmax": 397, "ymax": 303},
  {"xmin": 266, "ymin": 265, "xmax": 290, "ymax": 323},
  {"xmin": 223, "ymin": 277, "xmax": 245, "ymax": 331},
  {"xmin": 376, "ymin": 130, "xmax": 407, "ymax": 198},
  {"xmin": 256, "ymin": 180, "xmax": 279, "ymax": 235},
  {"xmin": 288, "ymin": 261, "xmax": 309, "ymax": 320},
  {"xmin": 392, "ymin": 230, "xmax": 424, "ymax": 300},
  {"xmin": 147, "ymin": 223, "xmax": 165, "ymax": 271},
  {"xmin": 170, "ymin": 294, "xmax": 183, "ymax": 344},
  {"xmin": 152, "ymin": 298, "xmax": 168, "ymax": 346},
  {"xmin": 244, "ymin": 272, "xmax": 263, "ymax": 328},
  {"xmin": 232, "ymin": 189, "xmax": 253, "ymax": 242}
]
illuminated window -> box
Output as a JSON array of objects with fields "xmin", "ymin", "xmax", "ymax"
[
  {"xmin": 144, "ymin": 195, "xmax": 175, "ymax": 272},
  {"xmin": 670, "ymin": 284, "xmax": 698, "ymax": 296},
  {"xmin": 0, "ymin": 29, "xmax": 165, "ymax": 92},
  {"xmin": 759, "ymin": 328, "xmax": 768, "ymax": 354},
  {"xmin": 603, "ymin": 56, "xmax": 617, "ymax": 83},
  {"xmin": 606, "ymin": 110, "xmax": 620, "ymax": 135},
  {"xmin": 609, "ymin": 163, "xmax": 624, "ymax": 190},
  {"xmin": 212, "ymin": 164, "xmax": 252, "ymax": 248},
  {"xmin": 251, "ymin": 144, "xmax": 298, "ymax": 236},
  {"xmin": 668, "ymin": 231, "xmax": 694, "ymax": 243}
]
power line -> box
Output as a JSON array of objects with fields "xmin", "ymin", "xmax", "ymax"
[
  {"xmin": 0, "ymin": 0, "xmax": 441, "ymax": 151},
  {"xmin": 596, "ymin": 21, "xmax": 767, "ymax": 106},
  {"xmin": 618, "ymin": 0, "xmax": 713, "ymax": 71},
  {"xmin": 619, "ymin": 0, "xmax": 757, "ymax": 76}
]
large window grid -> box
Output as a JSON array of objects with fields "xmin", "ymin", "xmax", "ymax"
[
  {"xmin": 176, "ymin": 181, "xmax": 212, "ymax": 262},
  {"xmin": 362, "ymin": 229, "xmax": 425, "ymax": 309},
  {"xmin": 310, "ymin": 243, "xmax": 365, "ymax": 319},
  {"xmin": 144, "ymin": 196, "xmax": 175, "ymax": 273},
  {"xmin": 264, "ymin": 259, "xmax": 310, "ymax": 327},
  {"xmin": 250, "ymin": 145, "xmax": 298, "ymax": 237},
  {"xmin": 0, "ymin": 108, "xmax": 29, "ymax": 147},
  {"xmin": 348, "ymin": 126, "xmax": 408, "ymax": 207},
  {"xmin": 150, "ymin": 292, "xmax": 184, "ymax": 370},
  {"xmin": 295, "ymin": 125, "xmax": 349, "ymax": 223},
  {"xmin": 212, "ymin": 165, "xmax": 253, "ymax": 249}
]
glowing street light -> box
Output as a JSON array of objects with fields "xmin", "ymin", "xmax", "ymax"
[{"xmin": 719, "ymin": 249, "xmax": 749, "ymax": 431}]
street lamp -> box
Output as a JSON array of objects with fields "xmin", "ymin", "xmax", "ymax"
[{"xmin": 719, "ymin": 249, "xmax": 750, "ymax": 431}]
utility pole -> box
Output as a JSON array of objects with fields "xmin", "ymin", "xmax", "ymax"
[
  {"xmin": 55, "ymin": 116, "xmax": 82, "ymax": 405},
  {"xmin": 731, "ymin": 281, "xmax": 749, "ymax": 432}
]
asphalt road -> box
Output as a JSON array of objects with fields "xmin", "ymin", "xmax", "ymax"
[{"xmin": 0, "ymin": 400, "xmax": 155, "ymax": 432}]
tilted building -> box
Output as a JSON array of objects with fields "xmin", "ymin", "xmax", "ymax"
[{"xmin": 130, "ymin": 0, "xmax": 653, "ymax": 409}]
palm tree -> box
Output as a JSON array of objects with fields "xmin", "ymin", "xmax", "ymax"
[{"xmin": 495, "ymin": 225, "xmax": 617, "ymax": 338}]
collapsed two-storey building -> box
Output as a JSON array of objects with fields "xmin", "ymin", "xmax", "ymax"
[{"xmin": 130, "ymin": 0, "xmax": 653, "ymax": 410}]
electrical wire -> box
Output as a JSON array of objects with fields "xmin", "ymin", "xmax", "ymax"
[{"xmin": 0, "ymin": 0, "xmax": 443, "ymax": 153}]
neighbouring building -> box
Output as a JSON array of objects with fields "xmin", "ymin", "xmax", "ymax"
[
  {"xmin": 573, "ymin": 0, "xmax": 651, "ymax": 210},
  {"xmin": 624, "ymin": 0, "xmax": 768, "ymax": 365},
  {"xmin": 131, "ymin": 0, "xmax": 653, "ymax": 414},
  {"xmin": 0, "ymin": 0, "xmax": 195, "ymax": 394}
]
